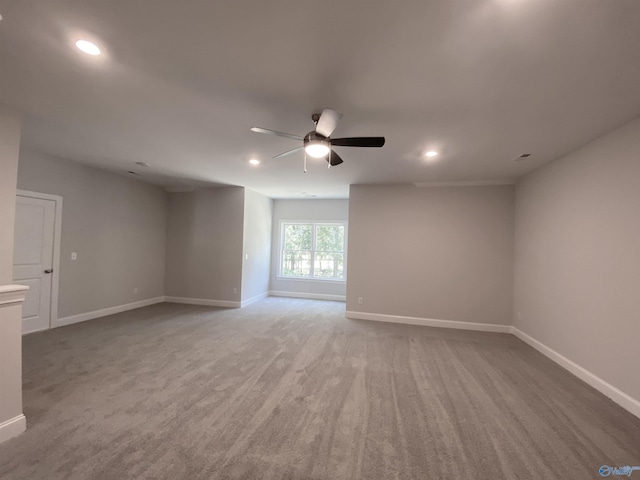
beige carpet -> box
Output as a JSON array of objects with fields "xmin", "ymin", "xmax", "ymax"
[{"xmin": 0, "ymin": 298, "xmax": 638, "ymax": 479}]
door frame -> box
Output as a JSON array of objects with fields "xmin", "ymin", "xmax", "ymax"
[{"xmin": 16, "ymin": 190, "xmax": 63, "ymax": 329}]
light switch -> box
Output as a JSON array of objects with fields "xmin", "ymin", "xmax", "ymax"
[
  {"xmin": 245, "ymin": 254, "xmax": 249, "ymax": 260},
  {"xmin": 71, "ymin": 252, "xmax": 77, "ymax": 260}
]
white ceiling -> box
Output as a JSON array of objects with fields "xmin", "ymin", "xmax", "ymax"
[{"xmin": 1, "ymin": 0, "xmax": 639, "ymax": 198}]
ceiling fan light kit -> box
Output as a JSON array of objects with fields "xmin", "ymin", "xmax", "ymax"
[
  {"xmin": 303, "ymin": 132, "xmax": 331, "ymax": 158},
  {"xmin": 250, "ymin": 108, "xmax": 385, "ymax": 172}
]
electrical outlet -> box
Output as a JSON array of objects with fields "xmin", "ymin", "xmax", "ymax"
[
  {"xmin": 517, "ymin": 312, "xmax": 522, "ymax": 322},
  {"xmin": 71, "ymin": 252, "xmax": 77, "ymax": 260},
  {"xmin": 133, "ymin": 288, "xmax": 138, "ymax": 295},
  {"xmin": 358, "ymin": 297, "xmax": 363, "ymax": 305},
  {"xmin": 233, "ymin": 288, "xmax": 238, "ymax": 295}
]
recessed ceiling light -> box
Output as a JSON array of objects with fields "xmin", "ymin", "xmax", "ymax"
[
  {"xmin": 249, "ymin": 159, "xmax": 261, "ymax": 166},
  {"xmin": 135, "ymin": 162, "xmax": 150, "ymax": 167},
  {"xmin": 75, "ymin": 39, "xmax": 101, "ymax": 56},
  {"xmin": 425, "ymin": 150, "xmax": 438, "ymax": 158}
]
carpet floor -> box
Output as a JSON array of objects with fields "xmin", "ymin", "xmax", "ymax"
[{"xmin": 0, "ymin": 298, "xmax": 638, "ymax": 479}]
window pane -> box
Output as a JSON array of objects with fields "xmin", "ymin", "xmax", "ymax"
[
  {"xmin": 282, "ymin": 250, "xmax": 311, "ymax": 276},
  {"xmin": 313, "ymin": 252, "xmax": 344, "ymax": 278},
  {"xmin": 315, "ymin": 225, "xmax": 344, "ymax": 252},
  {"xmin": 284, "ymin": 224, "xmax": 312, "ymax": 251}
]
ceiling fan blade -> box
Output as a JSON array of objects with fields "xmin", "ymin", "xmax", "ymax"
[
  {"xmin": 331, "ymin": 137, "xmax": 385, "ymax": 147},
  {"xmin": 328, "ymin": 150, "xmax": 344, "ymax": 166},
  {"xmin": 250, "ymin": 127, "xmax": 303, "ymax": 141},
  {"xmin": 315, "ymin": 108, "xmax": 343, "ymax": 137},
  {"xmin": 273, "ymin": 146, "xmax": 304, "ymax": 159}
]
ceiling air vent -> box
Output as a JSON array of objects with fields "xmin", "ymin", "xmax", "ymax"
[{"xmin": 514, "ymin": 153, "xmax": 532, "ymax": 162}]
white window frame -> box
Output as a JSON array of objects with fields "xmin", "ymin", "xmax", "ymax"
[{"xmin": 278, "ymin": 221, "xmax": 348, "ymax": 282}]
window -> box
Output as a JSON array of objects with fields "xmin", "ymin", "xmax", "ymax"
[{"xmin": 280, "ymin": 222, "xmax": 346, "ymax": 280}]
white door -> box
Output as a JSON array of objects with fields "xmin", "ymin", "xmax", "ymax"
[{"xmin": 13, "ymin": 196, "xmax": 56, "ymax": 334}]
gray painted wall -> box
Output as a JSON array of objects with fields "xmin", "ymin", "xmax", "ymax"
[
  {"xmin": 0, "ymin": 108, "xmax": 23, "ymax": 435},
  {"xmin": 242, "ymin": 189, "xmax": 273, "ymax": 302},
  {"xmin": 270, "ymin": 199, "xmax": 349, "ymax": 298},
  {"xmin": 514, "ymin": 117, "xmax": 640, "ymax": 401},
  {"xmin": 0, "ymin": 108, "xmax": 21, "ymax": 286},
  {"xmin": 347, "ymin": 184, "xmax": 514, "ymax": 325},
  {"xmin": 165, "ymin": 187, "xmax": 244, "ymax": 302},
  {"xmin": 17, "ymin": 151, "xmax": 168, "ymax": 318}
]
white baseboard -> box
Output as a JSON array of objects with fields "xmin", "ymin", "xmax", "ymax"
[
  {"xmin": 511, "ymin": 327, "xmax": 640, "ymax": 419},
  {"xmin": 269, "ymin": 291, "xmax": 346, "ymax": 302},
  {"xmin": 241, "ymin": 292, "xmax": 269, "ymax": 308},
  {"xmin": 345, "ymin": 310, "xmax": 512, "ymax": 333},
  {"xmin": 55, "ymin": 296, "xmax": 165, "ymax": 328},
  {"xmin": 0, "ymin": 414, "xmax": 26, "ymax": 444},
  {"xmin": 164, "ymin": 296, "xmax": 241, "ymax": 308}
]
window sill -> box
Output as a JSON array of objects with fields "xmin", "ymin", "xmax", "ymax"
[{"xmin": 276, "ymin": 276, "xmax": 346, "ymax": 284}]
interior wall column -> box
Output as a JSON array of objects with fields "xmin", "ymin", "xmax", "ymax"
[{"xmin": 0, "ymin": 106, "xmax": 27, "ymax": 444}]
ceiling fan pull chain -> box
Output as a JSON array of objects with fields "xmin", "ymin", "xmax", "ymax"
[{"xmin": 303, "ymin": 151, "xmax": 307, "ymax": 173}]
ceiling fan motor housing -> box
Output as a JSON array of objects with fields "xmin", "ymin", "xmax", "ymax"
[{"xmin": 304, "ymin": 131, "xmax": 330, "ymax": 146}]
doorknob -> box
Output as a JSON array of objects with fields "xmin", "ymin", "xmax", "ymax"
[{"xmin": 44, "ymin": 269, "xmax": 53, "ymax": 274}]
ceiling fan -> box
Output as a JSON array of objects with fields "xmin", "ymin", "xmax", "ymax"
[{"xmin": 250, "ymin": 108, "xmax": 385, "ymax": 172}]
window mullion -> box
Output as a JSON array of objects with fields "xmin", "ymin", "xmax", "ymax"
[
  {"xmin": 281, "ymin": 223, "xmax": 286, "ymax": 277},
  {"xmin": 310, "ymin": 224, "xmax": 316, "ymax": 278}
]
